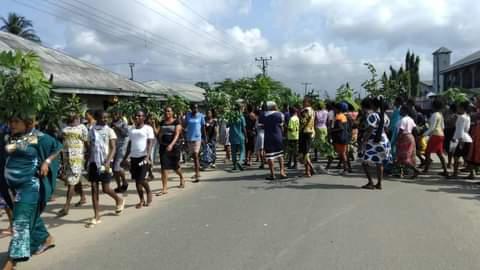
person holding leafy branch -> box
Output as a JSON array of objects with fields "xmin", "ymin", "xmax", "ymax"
[
  {"xmin": 0, "ymin": 51, "xmax": 62, "ymax": 269},
  {"xmin": 57, "ymin": 113, "xmax": 88, "ymax": 217}
]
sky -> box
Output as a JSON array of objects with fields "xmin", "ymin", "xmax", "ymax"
[{"xmin": 3, "ymin": 0, "xmax": 480, "ymax": 96}]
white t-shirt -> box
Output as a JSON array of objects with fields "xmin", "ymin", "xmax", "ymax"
[
  {"xmin": 88, "ymin": 125, "xmax": 117, "ymax": 163},
  {"xmin": 454, "ymin": 113, "xmax": 473, "ymax": 143},
  {"xmin": 397, "ymin": 116, "xmax": 416, "ymax": 134},
  {"xmin": 128, "ymin": 125, "xmax": 155, "ymax": 158}
]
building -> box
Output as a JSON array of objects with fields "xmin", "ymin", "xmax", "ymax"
[
  {"xmin": 0, "ymin": 31, "xmax": 166, "ymax": 109},
  {"xmin": 419, "ymin": 80, "xmax": 433, "ymax": 95},
  {"xmin": 144, "ymin": 81, "xmax": 206, "ymax": 103},
  {"xmin": 432, "ymin": 46, "xmax": 480, "ymax": 93}
]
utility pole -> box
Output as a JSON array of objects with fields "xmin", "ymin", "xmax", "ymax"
[
  {"xmin": 128, "ymin": 62, "xmax": 135, "ymax": 80},
  {"xmin": 301, "ymin": 82, "xmax": 312, "ymax": 96},
  {"xmin": 255, "ymin": 56, "xmax": 272, "ymax": 76}
]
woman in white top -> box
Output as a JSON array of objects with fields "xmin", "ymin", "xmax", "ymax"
[
  {"xmin": 396, "ymin": 106, "xmax": 420, "ymax": 179},
  {"xmin": 450, "ymin": 101, "xmax": 473, "ymax": 178},
  {"xmin": 423, "ymin": 99, "xmax": 448, "ymax": 175}
]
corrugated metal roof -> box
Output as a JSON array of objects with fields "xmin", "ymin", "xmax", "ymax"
[
  {"xmin": 0, "ymin": 31, "xmax": 165, "ymax": 99},
  {"xmin": 420, "ymin": 80, "xmax": 433, "ymax": 86},
  {"xmin": 441, "ymin": 50, "xmax": 480, "ymax": 74},
  {"xmin": 144, "ymin": 80, "xmax": 205, "ymax": 102}
]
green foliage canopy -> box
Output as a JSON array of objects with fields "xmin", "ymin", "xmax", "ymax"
[{"xmin": 0, "ymin": 50, "xmax": 51, "ymax": 121}]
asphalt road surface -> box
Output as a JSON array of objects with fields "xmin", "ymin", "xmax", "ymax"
[{"xmin": 2, "ymin": 162, "xmax": 480, "ymax": 270}]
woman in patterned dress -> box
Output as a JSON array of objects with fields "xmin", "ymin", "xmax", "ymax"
[
  {"xmin": 359, "ymin": 97, "xmax": 391, "ymax": 190},
  {"xmin": 57, "ymin": 114, "xmax": 88, "ymax": 216}
]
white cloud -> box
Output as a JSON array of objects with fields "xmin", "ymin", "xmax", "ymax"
[
  {"xmin": 26, "ymin": 0, "xmax": 478, "ymax": 96},
  {"xmin": 227, "ymin": 26, "xmax": 268, "ymax": 53}
]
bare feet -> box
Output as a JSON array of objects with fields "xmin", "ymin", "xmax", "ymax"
[
  {"xmin": 115, "ymin": 198, "xmax": 125, "ymax": 214},
  {"xmin": 2, "ymin": 258, "xmax": 15, "ymax": 270}
]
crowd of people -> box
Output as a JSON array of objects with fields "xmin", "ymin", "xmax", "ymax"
[{"xmin": 1, "ymin": 94, "xmax": 480, "ymax": 269}]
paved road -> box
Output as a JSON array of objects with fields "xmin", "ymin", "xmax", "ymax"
[{"xmin": 3, "ymin": 162, "xmax": 480, "ymax": 270}]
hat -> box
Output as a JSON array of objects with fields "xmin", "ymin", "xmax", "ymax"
[{"xmin": 338, "ymin": 102, "xmax": 349, "ymax": 112}]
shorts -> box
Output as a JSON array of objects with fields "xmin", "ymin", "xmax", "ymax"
[
  {"xmin": 88, "ymin": 163, "xmax": 113, "ymax": 183},
  {"xmin": 299, "ymin": 132, "xmax": 313, "ymax": 156},
  {"xmin": 130, "ymin": 156, "xmax": 148, "ymax": 182},
  {"xmin": 188, "ymin": 141, "xmax": 201, "ymax": 154},
  {"xmin": 454, "ymin": 142, "xmax": 471, "ymax": 158}
]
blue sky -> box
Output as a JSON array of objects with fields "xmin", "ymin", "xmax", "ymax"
[{"xmin": 3, "ymin": 0, "xmax": 480, "ymax": 95}]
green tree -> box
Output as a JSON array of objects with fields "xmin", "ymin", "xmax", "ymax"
[
  {"xmin": 0, "ymin": 50, "xmax": 50, "ymax": 121},
  {"xmin": 1, "ymin": 12, "xmax": 41, "ymax": 43},
  {"xmin": 362, "ymin": 63, "xmax": 381, "ymax": 97},
  {"xmin": 39, "ymin": 94, "xmax": 86, "ymax": 130}
]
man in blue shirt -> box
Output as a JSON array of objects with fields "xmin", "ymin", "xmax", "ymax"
[{"xmin": 184, "ymin": 103, "xmax": 206, "ymax": 182}]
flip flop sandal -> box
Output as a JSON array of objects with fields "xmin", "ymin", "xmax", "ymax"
[
  {"xmin": 74, "ymin": 201, "xmax": 86, "ymax": 207},
  {"xmin": 0, "ymin": 229, "xmax": 12, "ymax": 236},
  {"xmin": 265, "ymin": 176, "xmax": 276, "ymax": 181},
  {"xmin": 56, "ymin": 209, "xmax": 69, "ymax": 217},
  {"xmin": 280, "ymin": 175, "xmax": 289, "ymax": 180},
  {"xmin": 361, "ymin": 184, "xmax": 375, "ymax": 190},
  {"xmin": 115, "ymin": 199, "xmax": 125, "ymax": 214},
  {"xmin": 34, "ymin": 242, "xmax": 56, "ymax": 255},
  {"xmin": 85, "ymin": 218, "xmax": 102, "ymax": 228}
]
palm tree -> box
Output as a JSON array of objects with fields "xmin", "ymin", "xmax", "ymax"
[{"xmin": 1, "ymin": 12, "xmax": 41, "ymax": 43}]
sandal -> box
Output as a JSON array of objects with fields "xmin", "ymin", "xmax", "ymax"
[
  {"xmin": 280, "ymin": 174, "xmax": 289, "ymax": 180},
  {"xmin": 135, "ymin": 202, "xmax": 144, "ymax": 209},
  {"xmin": 374, "ymin": 183, "xmax": 382, "ymax": 190},
  {"xmin": 56, "ymin": 208, "xmax": 69, "ymax": 217},
  {"xmin": 74, "ymin": 200, "xmax": 86, "ymax": 207},
  {"xmin": 265, "ymin": 175, "xmax": 276, "ymax": 181},
  {"xmin": 0, "ymin": 228, "xmax": 12, "ymax": 236},
  {"xmin": 361, "ymin": 183, "xmax": 375, "ymax": 190},
  {"xmin": 34, "ymin": 236, "xmax": 56, "ymax": 255},
  {"xmin": 115, "ymin": 199, "xmax": 125, "ymax": 214},
  {"xmin": 156, "ymin": 190, "xmax": 168, "ymax": 196},
  {"xmin": 85, "ymin": 218, "xmax": 102, "ymax": 228}
]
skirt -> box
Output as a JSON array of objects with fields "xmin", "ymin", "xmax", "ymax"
[
  {"xmin": 363, "ymin": 135, "xmax": 392, "ymax": 165},
  {"xmin": 255, "ymin": 130, "xmax": 264, "ymax": 151},
  {"xmin": 468, "ymin": 125, "xmax": 480, "ymax": 165},
  {"xmin": 396, "ymin": 133, "xmax": 416, "ymax": 166},
  {"xmin": 160, "ymin": 144, "xmax": 180, "ymax": 170},
  {"xmin": 425, "ymin": 135, "xmax": 444, "ymax": 155}
]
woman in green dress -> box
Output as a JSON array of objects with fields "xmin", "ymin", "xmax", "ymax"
[{"xmin": 2, "ymin": 116, "xmax": 62, "ymax": 269}]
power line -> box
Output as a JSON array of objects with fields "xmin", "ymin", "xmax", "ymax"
[
  {"xmin": 15, "ymin": 0, "xmax": 209, "ymax": 61},
  {"xmin": 44, "ymin": 0, "xmax": 208, "ymax": 60},
  {"xmin": 255, "ymin": 56, "xmax": 272, "ymax": 77},
  {"xmin": 134, "ymin": 0, "xmax": 238, "ymax": 51}
]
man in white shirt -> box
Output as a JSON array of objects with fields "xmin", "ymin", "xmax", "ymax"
[{"xmin": 123, "ymin": 110, "xmax": 155, "ymax": 208}]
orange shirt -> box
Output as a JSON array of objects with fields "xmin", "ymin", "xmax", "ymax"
[{"xmin": 336, "ymin": 113, "xmax": 347, "ymax": 123}]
